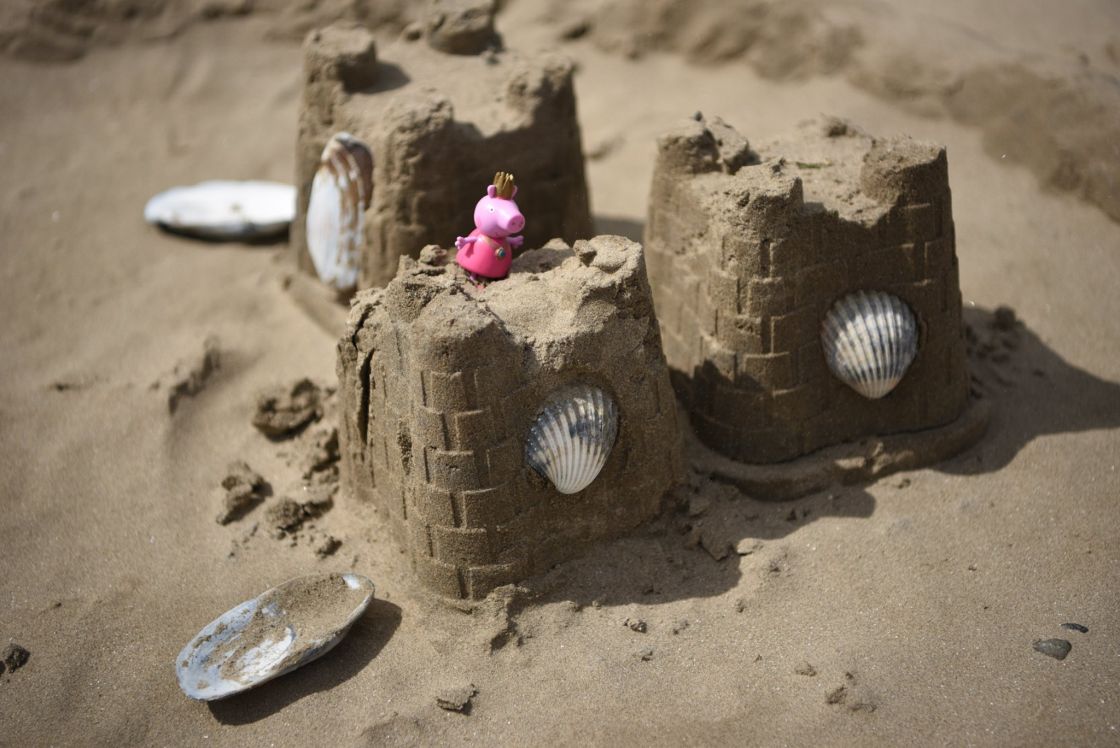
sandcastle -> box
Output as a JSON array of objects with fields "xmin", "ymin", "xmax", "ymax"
[
  {"xmin": 337, "ymin": 236, "xmax": 683, "ymax": 600},
  {"xmin": 645, "ymin": 116, "xmax": 972, "ymax": 464},
  {"xmin": 326, "ymin": 91, "xmax": 983, "ymax": 596},
  {"xmin": 293, "ymin": 0, "xmax": 593, "ymax": 290}
]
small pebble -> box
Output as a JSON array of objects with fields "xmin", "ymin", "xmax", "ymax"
[
  {"xmin": 795, "ymin": 662, "xmax": 817, "ymax": 677},
  {"xmin": 2, "ymin": 641, "xmax": 30, "ymax": 673},
  {"xmin": 252, "ymin": 378, "xmax": 323, "ymax": 439},
  {"xmin": 785, "ymin": 507, "xmax": 810, "ymax": 522},
  {"xmin": 636, "ymin": 647, "xmax": 654, "ymax": 662},
  {"xmin": 735, "ymin": 539, "xmax": 763, "ymax": 556},
  {"xmin": 822, "ymin": 116, "xmax": 850, "ymax": 137},
  {"xmin": 215, "ymin": 461, "xmax": 268, "ymax": 525},
  {"xmin": 558, "ymin": 18, "xmax": 591, "ymax": 40},
  {"xmin": 314, "ymin": 534, "xmax": 342, "ymax": 558},
  {"xmin": 623, "ymin": 617, "xmax": 647, "ymax": 633},
  {"xmin": 1060, "ymin": 623, "xmax": 1089, "ymax": 633},
  {"xmin": 687, "ymin": 495, "xmax": 711, "ymax": 517},
  {"xmin": 700, "ymin": 531, "xmax": 731, "ymax": 562},
  {"xmin": 993, "ymin": 305, "xmax": 1017, "ymax": 331},
  {"xmin": 436, "ymin": 684, "xmax": 477, "ymax": 713},
  {"xmin": 1032, "ymin": 638, "xmax": 1072, "ymax": 660}
]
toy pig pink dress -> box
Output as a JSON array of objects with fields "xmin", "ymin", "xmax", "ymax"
[{"xmin": 455, "ymin": 172, "xmax": 525, "ymax": 281}]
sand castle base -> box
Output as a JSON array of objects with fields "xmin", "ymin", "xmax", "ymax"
[{"xmin": 689, "ymin": 398, "xmax": 990, "ymax": 501}]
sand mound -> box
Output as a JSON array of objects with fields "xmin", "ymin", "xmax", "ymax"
[
  {"xmin": 0, "ymin": 0, "xmax": 415, "ymax": 62},
  {"xmin": 540, "ymin": 0, "xmax": 1120, "ymax": 225}
]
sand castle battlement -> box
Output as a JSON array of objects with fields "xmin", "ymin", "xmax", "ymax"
[
  {"xmin": 293, "ymin": 3, "xmax": 593, "ymax": 289},
  {"xmin": 337, "ymin": 236, "xmax": 683, "ymax": 600},
  {"xmin": 646, "ymin": 117, "xmax": 970, "ymax": 463}
]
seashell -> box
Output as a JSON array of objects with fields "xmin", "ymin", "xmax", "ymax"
[
  {"xmin": 526, "ymin": 385, "xmax": 619, "ymax": 494},
  {"xmin": 821, "ymin": 290, "xmax": 919, "ymax": 399},
  {"xmin": 176, "ymin": 572, "xmax": 375, "ymax": 701},
  {"xmin": 144, "ymin": 180, "xmax": 296, "ymax": 240},
  {"xmin": 306, "ymin": 133, "xmax": 374, "ymax": 291}
]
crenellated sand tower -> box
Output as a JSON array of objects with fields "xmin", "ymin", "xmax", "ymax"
[
  {"xmin": 645, "ymin": 116, "xmax": 970, "ymax": 464},
  {"xmin": 337, "ymin": 236, "xmax": 683, "ymax": 600},
  {"xmin": 294, "ymin": 0, "xmax": 593, "ymax": 290}
]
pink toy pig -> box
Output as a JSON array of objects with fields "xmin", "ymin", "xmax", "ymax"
[{"xmin": 455, "ymin": 171, "xmax": 525, "ymax": 281}]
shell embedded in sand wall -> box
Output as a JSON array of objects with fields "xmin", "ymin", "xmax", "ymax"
[
  {"xmin": 306, "ymin": 133, "xmax": 374, "ymax": 291},
  {"xmin": 525, "ymin": 385, "xmax": 619, "ymax": 494},
  {"xmin": 821, "ymin": 290, "xmax": 919, "ymax": 399}
]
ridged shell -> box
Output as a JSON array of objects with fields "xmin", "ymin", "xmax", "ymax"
[
  {"xmin": 525, "ymin": 386, "xmax": 619, "ymax": 494},
  {"xmin": 144, "ymin": 180, "xmax": 296, "ymax": 240},
  {"xmin": 821, "ymin": 290, "xmax": 919, "ymax": 399},
  {"xmin": 306, "ymin": 133, "xmax": 373, "ymax": 291}
]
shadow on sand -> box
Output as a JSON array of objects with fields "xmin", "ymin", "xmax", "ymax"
[
  {"xmin": 938, "ymin": 306, "xmax": 1120, "ymax": 476},
  {"xmin": 526, "ymin": 305, "xmax": 1120, "ymax": 608},
  {"xmin": 594, "ymin": 215, "xmax": 644, "ymax": 243}
]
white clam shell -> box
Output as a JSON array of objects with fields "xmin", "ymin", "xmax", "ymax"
[
  {"xmin": 175, "ymin": 572, "xmax": 375, "ymax": 701},
  {"xmin": 144, "ymin": 180, "xmax": 296, "ymax": 240},
  {"xmin": 821, "ymin": 290, "xmax": 919, "ymax": 399},
  {"xmin": 526, "ymin": 385, "xmax": 619, "ymax": 494},
  {"xmin": 306, "ymin": 133, "xmax": 373, "ymax": 291}
]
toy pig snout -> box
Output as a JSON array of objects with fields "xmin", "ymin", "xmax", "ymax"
[{"xmin": 493, "ymin": 202, "xmax": 525, "ymax": 234}]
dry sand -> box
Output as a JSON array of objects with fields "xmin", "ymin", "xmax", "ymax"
[{"xmin": 1, "ymin": 1, "xmax": 1119, "ymax": 745}]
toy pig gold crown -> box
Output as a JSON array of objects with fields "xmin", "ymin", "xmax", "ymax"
[{"xmin": 493, "ymin": 171, "xmax": 515, "ymax": 199}]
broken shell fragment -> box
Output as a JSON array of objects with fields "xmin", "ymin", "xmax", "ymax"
[
  {"xmin": 306, "ymin": 133, "xmax": 374, "ymax": 292},
  {"xmin": 526, "ymin": 385, "xmax": 619, "ymax": 494},
  {"xmin": 175, "ymin": 572, "xmax": 375, "ymax": 701},
  {"xmin": 821, "ymin": 290, "xmax": 919, "ymax": 399},
  {"xmin": 144, "ymin": 180, "xmax": 296, "ymax": 240}
]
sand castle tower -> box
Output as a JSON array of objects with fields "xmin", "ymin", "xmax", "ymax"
[
  {"xmin": 293, "ymin": 0, "xmax": 593, "ymax": 291},
  {"xmin": 645, "ymin": 116, "xmax": 970, "ymax": 463},
  {"xmin": 337, "ymin": 236, "xmax": 683, "ymax": 600}
]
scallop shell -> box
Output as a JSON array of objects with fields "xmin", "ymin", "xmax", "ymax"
[
  {"xmin": 306, "ymin": 133, "xmax": 373, "ymax": 291},
  {"xmin": 175, "ymin": 572, "xmax": 375, "ymax": 701},
  {"xmin": 144, "ymin": 180, "xmax": 296, "ymax": 240},
  {"xmin": 821, "ymin": 290, "xmax": 919, "ymax": 399},
  {"xmin": 525, "ymin": 385, "xmax": 619, "ymax": 494}
]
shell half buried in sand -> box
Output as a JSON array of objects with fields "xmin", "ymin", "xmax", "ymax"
[
  {"xmin": 176, "ymin": 572, "xmax": 375, "ymax": 701},
  {"xmin": 144, "ymin": 180, "xmax": 296, "ymax": 240},
  {"xmin": 526, "ymin": 385, "xmax": 619, "ymax": 494},
  {"xmin": 306, "ymin": 133, "xmax": 374, "ymax": 292},
  {"xmin": 821, "ymin": 290, "xmax": 919, "ymax": 399}
]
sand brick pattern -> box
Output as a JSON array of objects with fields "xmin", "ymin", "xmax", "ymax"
[
  {"xmin": 294, "ymin": 22, "xmax": 592, "ymax": 289},
  {"xmin": 338, "ymin": 237, "xmax": 683, "ymax": 599},
  {"xmin": 645, "ymin": 118, "xmax": 969, "ymax": 463}
]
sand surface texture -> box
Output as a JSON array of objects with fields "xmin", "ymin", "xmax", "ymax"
[{"xmin": 1, "ymin": 1, "xmax": 1119, "ymax": 745}]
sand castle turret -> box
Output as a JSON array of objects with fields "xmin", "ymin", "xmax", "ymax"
[
  {"xmin": 645, "ymin": 116, "xmax": 970, "ymax": 463},
  {"xmin": 293, "ymin": 2, "xmax": 593, "ymax": 290},
  {"xmin": 337, "ymin": 236, "xmax": 683, "ymax": 600}
]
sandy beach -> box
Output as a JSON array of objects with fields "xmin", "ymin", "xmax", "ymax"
[{"xmin": 1, "ymin": 1, "xmax": 1119, "ymax": 744}]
